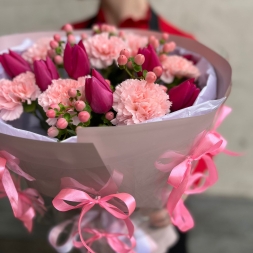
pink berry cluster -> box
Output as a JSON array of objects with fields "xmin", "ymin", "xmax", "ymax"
[
  {"xmin": 92, "ymin": 24, "xmax": 118, "ymax": 35},
  {"xmin": 117, "ymin": 48, "xmax": 163, "ymax": 84},
  {"xmin": 46, "ymin": 88, "xmax": 91, "ymax": 138},
  {"xmin": 47, "ymin": 24, "xmax": 87, "ymax": 66}
]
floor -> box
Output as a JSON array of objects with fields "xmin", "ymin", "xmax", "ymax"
[{"xmin": 0, "ymin": 0, "xmax": 253, "ymax": 252}]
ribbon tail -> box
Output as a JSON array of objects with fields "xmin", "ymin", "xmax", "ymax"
[
  {"xmin": 167, "ymin": 166, "xmax": 191, "ymax": 217},
  {"xmin": 214, "ymin": 105, "xmax": 232, "ymax": 130},
  {"xmin": 78, "ymin": 204, "xmax": 96, "ymax": 253},
  {"xmin": 171, "ymin": 199, "xmax": 194, "ymax": 232},
  {"xmin": 223, "ymin": 149, "xmax": 242, "ymax": 156},
  {"xmin": 2, "ymin": 169, "xmax": 19, "ymax": 216}
]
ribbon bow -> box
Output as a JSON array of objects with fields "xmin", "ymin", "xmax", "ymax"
[
  {"xmin": 52, "ymin": 176, "xmax": 136, "ymax": 253},
  {"xmin": 167, "ymin": 132, "xmax": 222, "ymax": 217}
]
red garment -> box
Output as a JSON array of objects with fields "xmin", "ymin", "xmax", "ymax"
[{"xmin": 72, "ymin": 7, "xmax": 194, "ymax": 39}]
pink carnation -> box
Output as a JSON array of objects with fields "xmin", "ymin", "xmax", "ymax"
[
  {"xmin": 161, "ymin": 55, "xmax": 200, "ymax": 83},
  {"xmin": 0, "ymin": 79, "xmax": 23, "ymax": 121},
  {"xmin": 38, "ymin": 76, "xmax": 88, "ymax": 111},
  {"xmin": 22, "ymin": 37, "xmax": 51, "ymax": 64},
  {"xmin": 12, "ymin": 71, "xmax": 41, "ymax": 104},
  {"xmin": 83, "ymin": 33, "xmax": 127, "ymax": 69},
  {"xmin": 124, "ymin": 33, "xmax": 148, "ymax": 56},
  {"xmin": 0, "ymin": 72, "xmax": 40, "ymax": 121},
  {"xmin": 112, "ymin": 79, "xmax": 171, "ymax": 125}
]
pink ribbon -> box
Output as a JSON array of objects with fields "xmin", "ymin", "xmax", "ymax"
[
  {"xmin": 0, "ymin": 150, "xmax": 40, "ymax": 231},
  {"xmin": 156, "ymin": 132, "xmax": 222, "ymax": 231},
  {"xmin": 170, "ymin": 154, "xmax": 219, "ymax": 231},
  {"xmin": 74, "ymin": 227, "xmax": 136, "ymax": 253},
  {"xmin": 52, "ymin": 176, "xmax": 136, "ymax": 253}
]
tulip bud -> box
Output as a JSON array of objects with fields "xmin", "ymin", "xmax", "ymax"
[
  {"xmin": 138, "ymin": 44, "xmax": 161, "ymax": 73},
  {"xmin": 0, "ymin": 50, "xmax": 32, "ymax": 78},
  {"xmin": 63, "ymin": 40, "xmax": 90, "ymax": 79},
  {"xmin": 85, "ymin": 69, "xmax": 113, "ymax": 114},
  {"xmin": 34, "ymin": 57, "xmax": 59, "ymax": 91},
  {"xmin": 168, "ymin": 78, "xmax": 200, "ymax": 112}
]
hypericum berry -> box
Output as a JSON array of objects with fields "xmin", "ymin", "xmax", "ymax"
[
  {"xmin": 117, "ymin": 55, "xmax": 128, "ymax": 66},
  {"xmin": 120, "ymin": 49, "xmax": 130, "ymax": 58},
  {"xmin": 153, "ymin": 66, "xmax": 163, "ymax": 77},
  {"xmin": 54, "ymin": 55, "xmax": 63, "ymax": 65},
  {"xmin": 81, "ymin": 33, "xmax": 87, "ymax": 40},
  {"xmin": 127, "ymin": 61, "xmax": 133, "ymax": 69},
  {"xmin": 78, "ymin": 111, "xmax": 90, "ymax": 123},
  {"xmin": 159, "ymin": 54, "xmax": 167, "ymax": 62},
  {"xmin": 50, "ymin": 40, "xmax": 59, "ymax": 49},
  {"xmin": 67, "ymin": 34, "xmax": 76, "ymax": 44},
  {"xmin": 160, "ymin": 85, "xmax": 168, "ymax": 92},
  {"xmin": 162, "ymin": 33, "xmax": 169, "ymax": 41},
  {"xmin": 75, "ymin": 101, "xmax": 86, "ymax": 111},
  {"xmin": 145, "ymin": 71, "xmax": 157, "ymax": 83},
  {"xmin": 50, "ymin": 103, "xmax": 60, "ymax": 111},
  {"xmin": 105, "ymin": 112, "xmax": 114, "ymax": 121},
  {"xmin": 53, "ymin": 34, "xmax": 61, "ymax": 42},
  {"xmin": 47, "ymin": 49, "xmax": 56, "ymax": 58},
  {"xmin": 134, "ymin": 54, "xmax": 145, "ymax": 65},
  {"xmin": 63, "ymin": 23, "xmax": 73, "ymax": 33},
  {"xmin": 68, "ymin": 88, "xmax": 77, "ymax": 98},
  {"xmin": 56, "ymin": 118, "xmax": 68, "ymax": 129},
  {"xmin": 163, "ymin": 42, "xmax": 176, "ymax": 53},
  {"xmin": 46, "ymin": 109, "xmax": 56, "ymax": 118},
  {"xmin": 47, "ymin": 126, "xmax": 59, "ymax": 138}
]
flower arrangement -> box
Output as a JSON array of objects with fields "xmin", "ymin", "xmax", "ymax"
[
  {"xmin": 0, "ymin": 24, "xmax": 234, "ymax": 253},
  {"xmin": 0, "ymin": 24, "xmax": 201, "ymax": 141}
]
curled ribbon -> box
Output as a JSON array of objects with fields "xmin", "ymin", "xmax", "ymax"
[
  {"xmin": 52, "ymin": 176, "xmax": 136, "ymax": 253},
  {"xmin": 73, "ymin": 227, "xmax": 136, "ymax": 253}
]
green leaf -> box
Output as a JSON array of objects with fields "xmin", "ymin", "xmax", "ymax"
[
  {"xmin": 67, "ymin": 129, "xmax": 76, "ymax": 136},
  {"xmin": 143, "ymin": 70, "xmax": 148, "ymax": 79},
  {"xmin": 23, "ymin": 101, "xmax": 36, "ymax": 113},
  {"xmin": 63, "ymin": 113, "xmax": 71, "ymax": 121},
  {"xmin": 59, "ymin": 103, "xmax": 65, "ymax": 111},
  {"xmin": 133, "ymin": 64, "xmax": 142, "ymax": 72}
]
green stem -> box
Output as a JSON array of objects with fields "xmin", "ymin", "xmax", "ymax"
[{"xmin": 124, "ymin": 66, "xmax": 135, "ymax": 78}]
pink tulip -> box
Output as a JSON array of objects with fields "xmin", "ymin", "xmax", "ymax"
[
  {"xmin": 168, "ymin": 78, "xmax": 200, "ymax": 112},
  {"xmin": 0, "ymin": 50, "xmax": 31, "ymax": 78},
  {"xmin": 34, "ymin": 57, "xmax": 59, "ymax": 91},
  {"xmin": 85, "ymin": 69, "xmax": 113, "ymax": 114},
  {"xmin": 63, "ymin": 40, "xmax": 90, "ymax": 79},
  {"xmin": 138, "ymin": 44, "xmax": 161, "ymax": 72}
]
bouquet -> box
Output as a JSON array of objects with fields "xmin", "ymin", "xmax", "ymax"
[{"xmin": 0, "ymin": 24, "xmax": 233, "ymax": 253}]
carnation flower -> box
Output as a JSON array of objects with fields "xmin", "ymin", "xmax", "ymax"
[
  {"xmin": 83, "ymin": 33, "xmax": 127, "ymax": 69},
  {"xmin": 38, "ymin": 76, "xmax": 88, "ymax": 111},
  {"xmin": 124, "ymin": 33, "xmax": 148, "ymax": 56},
  {"xmin": 160, "ymin": 55, "xmax": 200, "ymax": 83},
  {"xmin": 12, "ymin": 71, "xmax": 41, "ymax": 104},
  {"xmin": 0, "ymin": 79, "xmax": 23, "ymax": 121},
  {"xmin": 112, "ymin": 79, "xmax": 171, "ymax": 125},
  {"xmin": 22, "ymin": 37, "xmax": 52, "ymax": 64}
]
